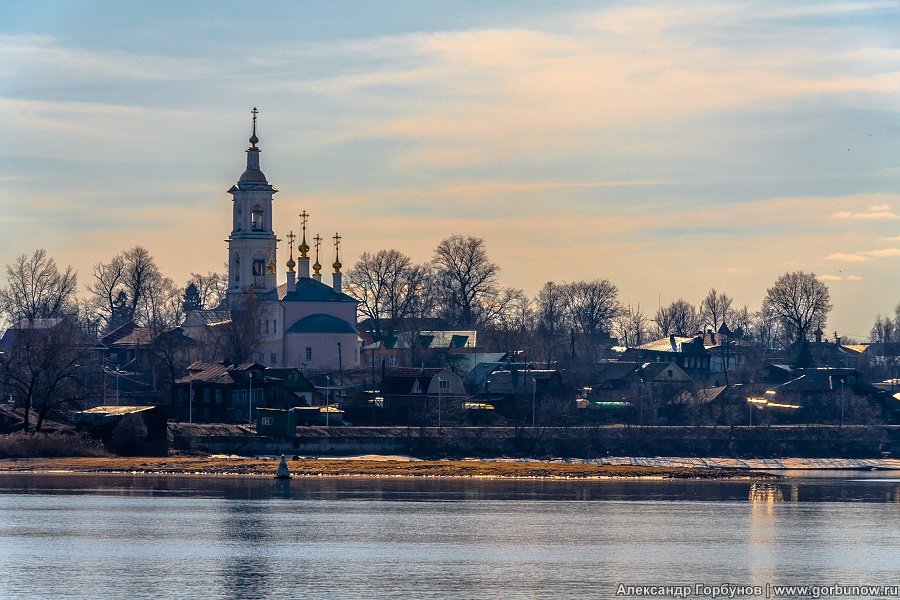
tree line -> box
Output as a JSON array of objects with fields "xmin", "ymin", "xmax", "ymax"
[
  {"xmin": 344, "ymin": 235, "xmax": 837, "ymax": 357},
  {"xmin": 2, "ymin": 236, "xmax": 894, "ymax": 431}
]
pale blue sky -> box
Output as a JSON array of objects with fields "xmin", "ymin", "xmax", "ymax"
[{"xmin": 1, "ymin": 1, "xmax": 899, "ymax": 338}]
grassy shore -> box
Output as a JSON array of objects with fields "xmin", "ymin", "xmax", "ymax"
[{"xmin": 0, "ymin": 455, "xmax": 779, "ymax": 479}]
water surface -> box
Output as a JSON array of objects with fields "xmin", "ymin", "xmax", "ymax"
[{"xmin": 1, "ymin": 473, "xmax": 898, "ymax": 599}]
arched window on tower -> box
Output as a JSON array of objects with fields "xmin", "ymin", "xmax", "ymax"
[
  {"xmin": 233, "ymin": 254, "xmax": 241, "ymax": 286},
  {"xmin": 251, "ymin": 205, "xmax": 263, "ymax": 230}
]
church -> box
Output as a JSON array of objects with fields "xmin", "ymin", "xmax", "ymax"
[{"xmin": 184, "ymin": 109, "xmax": 360, "ymax": 372}]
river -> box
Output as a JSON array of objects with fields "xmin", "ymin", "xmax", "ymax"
[{"xmin": 1, "ymin": 472, "xmax": 898, "ymax": 599}]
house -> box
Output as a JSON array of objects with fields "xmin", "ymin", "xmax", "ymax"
[
  {"xmin": 760, "ymin": 367, "xmax": 885, "ymax": 423},
  {"xmin": 379, "ymin": 367, "xmax": 466, "ymax": 424},
  {"xmin": 623, "ymin": 335, "xmax": 711, "ymax": 375},
  {"xmin": 362, "ymin": 329, "xmax": 482, "ymax": 370},
  {"xmin": 173, "ymin": 361, "xmax": 270, "ymax": 423},
  {"xmin": 100, "ymin": 321, "xmax": 198, "ymax": 405},
  {"xmin": 75, "ymin": 405, "xmax": 168, "ymax": 456},
  {"xmin": 172, "ymin": 362, "xmax": 323, "ymax": 423}
]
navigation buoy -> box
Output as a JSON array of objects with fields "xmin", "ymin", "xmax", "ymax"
[{"xmin": 275, "ymin": 454, "xmax": 292, "ymax": 479}]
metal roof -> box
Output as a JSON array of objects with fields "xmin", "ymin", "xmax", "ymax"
[
  {"xmin": 286, "ymin": 313, "xmax": 356, "ymax": 335},
  {"xmin": 267, "ymin": 278, "xmax": 357, "ymax": 303}
]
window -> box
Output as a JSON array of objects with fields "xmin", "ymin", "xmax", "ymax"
[
  {"xmin": 232, "ymin": 390, "xmax": 239, "ymax": 402},
  {"xmin": 439, "ymin": 379, "xmax": 450, "ymax": 390},
  {"xmin": 251, "ymin": 205, "xmax": 263, "ymax": 230},
  {"xmin": 256, "ymin": 389, "xmax": 264, "ymax": 402},
  {"xmin": 271, "ymin": 353, "xmax": 277, "ymax": 364},
  {"xmin": 252, "ymin": 259, "xmax": 265, "ymax": 276},
  {"xmin": 667, "ymin": 369, "xmax": 673, "ymax": 378},
  {"xmin": 241, "ymin": 390, "xmax": 247, "ymax": 403},
  {"xmin": 203, "ymin": 389, "xmax": 210, "ymax": 403},
  {"xmin": 305, "ymin": 347, "xmax": 312, "ymax": 361},
  {"xmin": 215, "ymin": 390, "xmax": 222, "ymax": 404},
  {"xmin": 261, "ymin": 417, "xmax": 273, "ymax": 426},
  {"xmin": 388, "ymin": 356, "xmax": 398, "ymax": 367},
  {"xmin": 273, "ymin": 319, "xmax": 277, "ymax": 333}
]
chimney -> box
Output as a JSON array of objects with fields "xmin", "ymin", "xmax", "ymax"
[{"xmin": 669, "ymin": 334, "xmax": 677, "ymax": 352}]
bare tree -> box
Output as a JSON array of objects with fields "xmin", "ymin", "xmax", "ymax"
[
  {"xmin": 534, "ymin": 281, "xmax": 568, "ymax": 366},
  {"xmin": 432, "ymin": 235, "xmax": 500, "ymax": 328},
  {"xmin": 655, "ymin": 299, "xmax": 702, "ymax": 337},
  {"xmin": 763, "ymin": 271, "xmax": 832, "ymax": 344},
  {"xmin": 751, "ymin": 302, "xmax": 783, "ymax": 350},
  {"xmin": 188, "ymin": 271, "xmax": 228, "ymax": 310},
  {"xmin": 88, "ymin": 246, "xmax": 177, "ymax": 330},
  {"xmin": 726, "ymin": 305, "xmax": 752, "ymax": 336},
  {"xmin": 0, "ymin": 320, "xmax": 92, "ymax": 432},
  {"xmin": 564, "ymin": 279, "xmax": 622, "ymax": 339},
  {"xmin": 614, "ymin": 304, "xmax": 651, "ymax": 348},
  {"xmin": 346, "ymin": 249, "xmax": 431, "ymax": 338},
  {"xmin": 207, "ymin": 292, "xmax": 263, "ymax": 364},
  {"xmin": 869, "ymin": 311, "xmax": 898, "ymax": 380},
  {"xmin": 0, "ymin": 249, "xmax": 77, "ymax": 324},
  {"xmin": 0, "ymin": 250, "xmax": 88, "ymax": 431},
  {"xmin": 700, "ymin": 288, "xmax": 733, "ymax": 332}
]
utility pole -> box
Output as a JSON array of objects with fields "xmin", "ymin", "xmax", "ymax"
[{"xmin": 532, "ymin": 377, "xmax": 537, "ymax": 428}]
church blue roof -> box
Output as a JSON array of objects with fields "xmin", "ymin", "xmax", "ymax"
[
  {"xmin": 265, "ymin": 278, "xmax": 357, "ymax": 303},
  {"xmin": 286, "ymin": 314, "xmax": 357, "ymax": 335}
]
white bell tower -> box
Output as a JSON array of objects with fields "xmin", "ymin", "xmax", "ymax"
[{"xmin": 225, "ymin": 108, "xmax": 278, "ymax": 306}]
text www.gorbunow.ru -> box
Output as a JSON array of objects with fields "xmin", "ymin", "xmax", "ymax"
[{"xmin": 615, "ymin": 583, "xmax": 900, "ymax": 598}]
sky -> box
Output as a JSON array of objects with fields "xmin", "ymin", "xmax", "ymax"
[{"xmin": 1, "ymin": 0, "xmax": 898, "ymax": 340}]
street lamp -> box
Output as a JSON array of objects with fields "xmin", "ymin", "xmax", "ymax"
[
  {"xmin": 325, "ymin": 374, "xmax": 331, "ymax": 427},
  {"xmin": 189, "ymin": 375, "xmax": 194, "ymax": 424},
  {"xmin": 531, "ymin": 376, "xmax": 537, "ymax": 428},
  {"xmin": 437, "ymin": 377, "xmax": 443, "ymax": 431},
  {"xmin": 248, "ymin": 371, "xmax": 254, "ymax": 426},
  {"xmin": 840, "ymin": 378, "xmax": 845, "ymax": 427}
]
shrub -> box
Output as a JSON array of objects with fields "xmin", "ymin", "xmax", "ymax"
[{"xmin": 0, "ymin": 431, "xmax": 109, "ymax": 458}]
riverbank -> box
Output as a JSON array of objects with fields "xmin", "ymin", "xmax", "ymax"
[{"xmin": 0, "ymin": 455, "xmax": 781, "ymax": 479}]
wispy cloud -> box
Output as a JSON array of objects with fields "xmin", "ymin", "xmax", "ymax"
[
  {"xmin": 832, "ymin": 204, "xmax": 900, "ymax": 220},
  {"xmin": 826, "ymin": 253, "xmax": 871, "ymax": 262},
  {"xmin": 820, "ymin": 273, "xmax": 863, "ymax": 282},
  {"xmin": 826, "ymin": 248, "xmax": 900, "ymax": 262}
]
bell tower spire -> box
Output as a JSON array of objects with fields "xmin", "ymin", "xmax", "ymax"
[{"xmin": 225, "ymin": 107, "xmax": 279, "ymax": 306}]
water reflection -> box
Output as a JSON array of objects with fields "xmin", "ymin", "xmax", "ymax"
[
  {"xmin": 3, "ymin": 472, "xmax": 900, "ymax": 503},
  {"xmin": 748, "ymin": 482, "xmax": 784, "ymax": 504},
  {"xmin": 1, "ymin": 474, "xmax": 899, "ymax": 600}
]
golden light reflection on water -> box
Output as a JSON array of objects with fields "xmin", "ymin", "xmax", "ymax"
[{"xmin": 747, "ymin": 482, "xmax": 786, "ymax": 588}]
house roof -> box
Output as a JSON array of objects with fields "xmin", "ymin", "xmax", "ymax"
[
  {"xmin": 266, "ymin": 278, "xmax": 356, "ymax": 303},
  {"xmin": 286, "ymin": 313, "xmax": 357, "ymax": 335},
  {"xmin": 186, "ymin": 310, "xmax": 233, "ymax": 326},
  {"xmin": 637, "ymin": 336, "xmax": 697, "ymax": 352},
  {"xmin": 594, "ymin": 361, "xmax": 641, "ymax": 383},
  {"xmin": 670, "ymin": 386, "xmax": 728, "ymax": 406},
  {"xmin": 381, "ymin": 367, "xmax": 451, "ymax": 395},
  {"xmin": 0, "ymin": 317, "xmax": 102, "ymax": 352},
  {"xmin": 372, "ymin": 330, "xmax": 478, "ymax": 350},
  {"xmin": 177, "ymin": 362, "xmax": 267, "ymax": 386},
  {"xmin": 639, "ymin": 362, "xmax": 692, "ymax": 382},
  {"xmin": 78, "ymin": 405, "xmax": 158, "ymax": 416}
]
